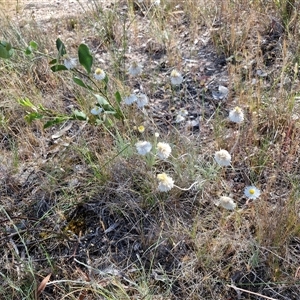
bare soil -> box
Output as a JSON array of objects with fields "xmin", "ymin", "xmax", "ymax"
[{"xmin": 1, "ymin": 0, "xmax": 93, "ymax": 21}]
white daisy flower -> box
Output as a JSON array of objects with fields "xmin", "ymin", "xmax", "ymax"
[
  {"xmin": 124, "ymin": 94, "xmax": 137, "ymax": 105},
  {"xmin": 135, "ymin": 141, "xmax": 152, "ymax": 155},
  {"xmin": 90, "ymin": 107, "xmax": 103, "ymax": 115},
  {"xmin": 214, "ymin": 149, "xmax": 231, "ymax": 167},
  {"xmin": 154, "ymin": 132, "xmax": 160, "ymax": 138},
  {"xmin": 157, "ymin": 173, "xmax": 174, "ymax": 192},
  {"xmin": 178, "ymin": 108, "xmax": 188, "ymax": 116},
  {"xmin": 128, "ymin": 62, "xmax": 143, "ymax": 76},
  {"xmin": 229, "ymin": 106, "xmax": 244, "ymax": 124},
  {"xmin": 63, "ymin": 55, "xmax": 77, "ymax": 70},
  {"xmin": 136, "ymin": 93, "xmax": 149, "ymax": 108},
  {"xmin": 94, "ymin": 68, "xmax": 106, "ymax": 81},
  {"xmin": 175, "ymin": 108, "xmax": 188, "ymax": 123},
  {"xmin": 244, "ymin": 186, "xmax": 261, "ymax": 200},
  {"xmin": 157, "ymin": 142, "xmax": 172, "ymax": 159},
  {"xmin": 215, "ymin": 196, "xmax": 236, "ymax": 210},
  {"xmin": 170, "ymin": 69, "xmax": 183, "ymax": 85},
  {"xmin": 175, "ymin": 114, "xmax": 185, "ymax": 123}
]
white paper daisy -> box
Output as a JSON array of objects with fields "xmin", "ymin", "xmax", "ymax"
[
  {"xmin": 215, "ymin": 196, "xmax": 236, "ymax": 210},
  {"xmin": 136, "ymin": 93, "xmax": 149, "ymax": 108},
  {"xmin": 128, "ymin": 62, "xmax": 143, "ymax": 76},
  {"xmin": 94, "ymin": 68, "xmax": 106, "ymax": 81},
  {"xmin": 214, "ymin": 149, "xmax": 231, "ymax": 167},
  {"xmin": 90, "ymin": 107, "xmax": 103, "ymax": 115},
  {"xmin": 229, "ymin": 107, "xmax": 244, "ymax": 124},
  {"xmin": 170, "ymin": 69, "xmax": 183, "ymax": 85},
  {"xmin": 157, "ymin": 142, "xmax": 172, "ymax": 159},
  {"xmin": 63, "ymin": 55, "xmax": 77, "ymax": 70},
  {"xmin": 135, "ymin": 141, "xmax": 152, "ymax": 155},
  {"xmin": 244, "ymin": 186, "xmax": 261, "ymax": 200},
  {"xmin": 124, "ymin": 94, "xmax": 138, "ymax": 105},
  {"xmin": 157, "ymin": 173, "xmax": 174, "ymax": 192}
]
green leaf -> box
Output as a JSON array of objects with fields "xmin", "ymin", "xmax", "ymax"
[
  {"xmin": 73, "ymin": 77, "xmax": 88, "ymax": 88},
  {"xmin": 72, "ymin": 110, "xmax": 87, "ymax": 121},
  {"xmin": 0, "ymin": 41, "xmax": 13, "ymax": 59},
  {"xmin": 104, "ymin": 110, "xmax": 116, "ymax": 115},
  {"xmin": 24, "ymin": 112, "xmax": 43, "ymax": 123},
  {"xmin": 78, "ymin": 44, "xmax": 93, "ymax": 74},
  {"xmin": 29, "ymin": 41, "xmax": 38, "ymax": 50},
  {"xmin": 94, "ymin": 94, "xmax": 119, "ymax": 116},
  {"xmin": 103, "ymin": 74, "xmax": 108, "ymax": 84},
  {"xmin": 49, "ymin": 58, "xmax": 57, "ymax": 65},
  {"xmin": 18, "ymin": 98, "xmax": 37, "ymax": 110},
  {"xmin": 115, "ymin": 91, "xmax": 122, "ymax": 104},
  {"xmin": 3, "ymin": 41, "xmax": 12, "ymax": 51},
  {"xmin": 56, "ymin": 38, "xmax": 67, "ymax": 56},
  {"xmin": 73, "ymin": 77, "xmax": 94, "ymax": 91},
  {"xmin": 44, "ymin": 117, "xmax": 69, "ymax": 129},
  {"xmin": 25, "ymin": 46, "xmax": 32, "ymax": 55},
  {"xmin": 38, "ymin": 104, "xmax": 48, "ymax": 112},
  {"xmin": 95, "ymin": 94, "xmax": 110, "ymax": 106},
  {"xmin": 114, "ymin": 110, "xmax": 124, "ymax": 120},
  {"xmin": 103, "ymin": 75, "xmax": 108, "ymax": 92},
  {"xmin": 51, "ymin": 64, "xmax": 68, "ymax": 72},
  {"xmin": 103, "ymin": 116, "xmax": 113, "ymax": 127}
]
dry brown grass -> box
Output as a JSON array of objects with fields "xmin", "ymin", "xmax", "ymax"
[{"xmin": 1, "ymin": 0, "xmax": 300, "ymax": 299}]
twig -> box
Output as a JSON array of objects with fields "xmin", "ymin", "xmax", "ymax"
[
  {"xmin": 227, "ymin": 284, "xmax": 278, "ymax": 300},
  {"xmin": 174, "ymin": 181, "xmax": 199, "ymax": 191}
]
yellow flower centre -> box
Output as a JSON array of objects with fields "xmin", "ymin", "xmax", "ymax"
[
  {"xmin": 157, "ymin": 173, "xmax": 167, "ymax": 183},
  {"xmin": 95, "ymin": 68, "xmax": 103, "ymax": 75},
  {"xmin": 138, "ymin": 125, "xmax": 145, "ymax": 133},
  {"xmin": 171, "ymin": 70, "xmax": 179, "ymax": 77},
  {"xmin": 249, "ymin": 189, "xmax": 255, "ymax": 195}
]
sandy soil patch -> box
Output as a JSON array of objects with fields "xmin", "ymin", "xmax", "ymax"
[{"xmin": 1, "ymin": 0, "xmax": 97, "ymax": 22}]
